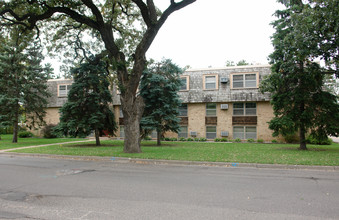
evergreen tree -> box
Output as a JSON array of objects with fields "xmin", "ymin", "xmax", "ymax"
[
  {"xmin": 140, "ymin": 59, "xmax": 183, "ymax": 146},
  {"xmin": 56, "ymin": 60, "xmax": 117, "ymax": 146},
  {"xmin": 260, "ymin": 0, "xmax": 339, "ymax": 150},
  {"xmin": 0, "ymin": 28, "xmax": 51, "ymax": 143}
]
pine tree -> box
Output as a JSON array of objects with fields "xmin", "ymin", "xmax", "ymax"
[
  {"xmin": 260, "ymin": 0, "xmax": 339, "ymax": 150},
  {"xmin": 0, "ymin": 28, "xmax": 51, "ymax": 143},
  {"xmin": 140, "ymin": 59, "xmax": 182, "ymax": 146},
  {"xmin": 55, "ymin": 60, "xmax": 117, "ymax": 146}
]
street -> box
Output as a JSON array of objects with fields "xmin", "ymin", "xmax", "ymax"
[{"xmin": 0, "ymin": 154, "xmax": 338, "ymax": 220}]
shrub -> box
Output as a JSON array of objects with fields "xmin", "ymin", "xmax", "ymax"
[
  {"xmin": 284, "ymin": 133, "xmax": 299, "ymax": 143},
  {"xmin": 179, "ymin": 137, "xmax": 186, "ymax": 141},
  {"xmin": 306, "ymin": 134, "xmax": 333, "ymax": 145},
  {"xmin": 0, "ymin": 126, "xmax": 13, "ymax": 134},
  {"xmin": 214, "ymin": 138, "xmax": 221, "ymax": 142},
  {"xmin": 247, "ymin": 138, "xmax": 255, "ymax": 143},
  {"xmin": 143, "ymin": 136, "xmax": 152, "ymax": 141},
  {"xmin": 42, "ymin": 124, "xmax": 58, "ymax": 138},
  {"xmin": 199, "ymin": 137, "xmax": 207, "ymax": 142},
  {"xmin": 187, "ymin": 138, "xmax": 194, "ymax": 141},
  {"xmin": 221, "ymin": 138, "xmax": 228, "ymax": 142},
  {"xmin": 164, "ymin": 137, "xmax": 171, "ymax": 141},
  {"xmin": 170, "ymin": 137, "xmax": 178, "ymax": 141},
  {"xmin": 18, "ymin": 131, "xmax": 33, "ymax": 138},
  {"xmin": 234, "ymin": 138, "xmax": 241, "ymax": 143},
  {"xmin": 257, "ymin": 139, "xmax": 264, "ymax": 143},
  {"xmin": 194, "ymin": 138, "xmax": 200, "ymax": 141},
  {"xmin": 271, "ymin": 139, "xmax": 278, "ymax": 143}
]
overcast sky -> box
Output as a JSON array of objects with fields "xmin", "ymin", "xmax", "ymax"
[
  {"xmin": 147, "ymin": 0, "xmax": 285, "ymax": 68},
  {"xmin": 47, "ymin": 0, "xmax": 285, "ymax": 75}
]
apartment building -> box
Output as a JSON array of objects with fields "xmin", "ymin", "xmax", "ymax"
[
  {"xmin": 113, "ymin": 65, "xmax": 276, "ymax": 141},
  {"xmin": 42, "ymin": 65, "xmax": 276, "ymax": 141}
]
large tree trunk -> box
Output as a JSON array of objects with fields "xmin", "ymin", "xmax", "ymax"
[
  {"xmin": 12, "ymin": 118, "xmax": 18, "ymax": 143},
  {"xmin": 299, "ymin": 100, "xmax": 307, "ymax": 150},
  {"xmin": 157, "ymin": 129, "xmax": 161, "ymax": 146},
  {"xmin": 95, "ymin": 129, "xmax": 101, "ymax": 146},
  {"xmin": 121, "ymin": 95, "xmax": 145, "ymax": 153}
]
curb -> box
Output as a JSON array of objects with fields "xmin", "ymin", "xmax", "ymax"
[{"xmin": 1, "ymin": 152, "xmax": 338, "ymax": 171}]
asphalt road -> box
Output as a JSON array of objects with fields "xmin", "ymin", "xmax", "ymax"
[{"xmin": 0, "ymin": 155, "xmax": 338, "ymax": 220}]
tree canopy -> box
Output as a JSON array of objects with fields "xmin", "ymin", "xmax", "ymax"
[
  {"xmin": 260, "ymin": 0, "xmax": 339, "ymax": 150},
  {"xmin": 55, "ymin": 60, "xmax": 117, "ymax": 146},
  {"xmin": 0, "ymin": 0, "xmax": 196, "ymax": 153},
  {"xmin": 140, "ymin": 59, "xmax": 183, "ymax": 145}
]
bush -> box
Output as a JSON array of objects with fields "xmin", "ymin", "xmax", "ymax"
[
  {"xmin": 257, "ymin": 139, "xmax": 264, "ymax": 143},
  {"xmin": 42, "ymin": 124, "xmax": 58, "ymax": 138},
  {"xmin": 179, "ymin": 137, "xmax": 186, "ymax": 141},
  {"xmin": 247, "ymin": 138, "xmax": 255, "ymax": 143},
  {"xmin": 18, "ymin": 131, "xmax": 33, "ymax": 138},
  {"xmin": 234, "ymin": 138, "xmax": 241, "ymax": 143},
  {"xmin": 271, "ymin": 139, "xmax": 278, "ymax": 143},
  {"xmin": 0, "ymin": 126, "xmax": 13, "ymax": 134},
  {"xmin": 170, "ymin": 138, "xmax": 178, "ymax": 141},
  {"xmin": 214, "ymin": 138, "xmax": 221, "ymax": 142},
  {"xmin": 194, "ymin": 138, "xmax": 200, "ymax": 141},
  {"xmin": 199, "ymin": 137, "xmax": 207, "ymax": 142},
  {"xmin": 187, "ymin": 138, "xmax": 194, "ymax": 141},
  {"xmin": 164, "ymin": 137, "xmax": 171, "ymax": 141},
  {"xmin": 284, "ymin": 133, "xmax": 299, "ymax": 143},
  {"xmin": 306, "ymin": 134, "xmax": 333, "ymax": 145},
  {"xmin": 221, "ymin": 138, "xmax": 228, "ymax": 142},
  {"xmin": 143, "ymin": 136, "xmax": 152, "ymax": 141}
]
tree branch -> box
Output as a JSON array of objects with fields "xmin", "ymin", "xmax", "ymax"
[{"xmin": 131, "ymin": 0, "xmax": 151, "ymax": 27}]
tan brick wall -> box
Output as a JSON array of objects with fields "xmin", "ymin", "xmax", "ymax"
[{"xmin": 187, "ymin": 103, "xmax": 205, "ymax": 138}]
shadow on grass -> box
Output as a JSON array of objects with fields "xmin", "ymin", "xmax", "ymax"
[{"xmin": 277, "ymin": 146, "xmax": 332, "ymax": 151}]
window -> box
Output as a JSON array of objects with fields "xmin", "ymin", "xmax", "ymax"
[
  {"xmin": 233, "ymin": 126, "xmax": 256, "ymax": 139},
  {"xmin": 233, "ymin": 103, "xmax": 256, "ymax": 115},
  {"xmin": 120, "ymin": 126, "xmax": 124, "ymax": 138},
  {"xmin": 179, "ymin": 104, "xmax": 188, "ymax": 116},
  {"xmin": 119, "ymin": 106, "xmax": 123, "ymax": 118},
  {"xmin": 206, "ymin": 103, "xmax": 217, "ymax": 116},
  {"xmin": 58, "ymin": 84, "xmax": 72, "ymax": 96},
  {"xmin": 178, "ymin": 126, "xmax": 188, "ymax": 138},
  {"xmin": 206, "ymin": 126, "xmax": 216, "ymax": 139},
  {"xmin": 204, "ymin": 75, "xmax": 218, "ymax": 90},
  {"xmin": 180, "ymin": 76, "xmax": 189, "ymax": 91},
  {"xmin": 231, "ymin": 73, "xmax": 258, "ymax": 89},
  {"xmin": 151, "ymin": 130, "xmax": 157, "ymax": 139}
]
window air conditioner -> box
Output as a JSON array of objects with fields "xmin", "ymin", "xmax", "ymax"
[
  {"xmin": 221, "ymin": 131, "xmax": 229, "ymax": 137},
  {"xmin": 220, "ymin": 104, "xmax": 229, "ymax": 110},
  {"xmin": 190, "ymin": 131, "xmax": 197, "ymax": 136},
  {"xmin": 220, "ymin": 77, "xmax": 229, "ymax": 83}
]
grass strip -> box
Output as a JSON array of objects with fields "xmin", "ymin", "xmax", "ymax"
[
  {"xmin": 10, "ymin": 140, "xmax": 339, "ymax": 166},
  {"xmin": 0, "ymin": 134, "xmax": 85, "ymax": 150}
]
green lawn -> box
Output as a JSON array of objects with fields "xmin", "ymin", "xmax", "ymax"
[
  {"xmin": 9, "ymin": 139, "xmax": 339, "ymax": 166},
  {"xmin": 0, "ymin": 134, "xmax": 85, "ymax": 150}
]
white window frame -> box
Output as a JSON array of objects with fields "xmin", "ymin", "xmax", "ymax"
[
  {"xmin": 233, "ymin": 103, "xmax": 256, "ymax": 116},
  {"xmin": 203, "ymin": 75, "xmax": 218, "ymax": 90},
  {"xmin": 179, "ymin": 104, "xmax": 188, "ymax": 117},
  {"xmin": 120, "ymin": 126, "xmax": 125, "ymax": 138},
  {"xmin": 180, "ymin": 76, "xmax": 189, "ymax": 91},
  {"xmin": 206, "ymin": 103, "xmax": 217, "ymax": 116},
  {"xmin": 233, "ymin": 126, "xmax": 257, "ymax": 139},
  {"xmin": 58, "ymin": 84, "xmax": 72, "ymax": 97},
  {"xmin": 206, "ymin": 126, "xmax": 217, "ymax": 139},
  {"xmin": 178, "ymin": 126, "xmax": 188, "ymax": 138},
  {"xmin": 231, "ymin": 72, "xmax": 259, "ymax": 89}
]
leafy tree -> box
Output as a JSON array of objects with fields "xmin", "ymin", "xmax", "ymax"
[
  {"xmin": 55, "ymin": 60, "xmax": 117, "ymax": 146},
  {"xmin": 225, "ymin": 59, "xmax": 251, "ymax": 67},
  {"xmin": 0, "ymin": 27, "xmax": 51, "ymax": 143},
  {"xmin": 0, "ymin": 0, "xmax": 196, "ymax": 153},
  {"xmin": 260, "ymin": 0, "xmax": 339, "ymax": 150},
  {"xmin": 140, "ymin": 59, "xmax": 182, "ymax": 146}
]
